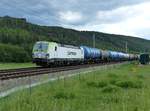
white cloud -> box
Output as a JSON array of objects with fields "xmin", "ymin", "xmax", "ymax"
[
  {"xmin": 100, "ymin": 2, "xmax": 150, "ymax": 39},
  {"xmin": 96, "ymin": 5, "xmax": 138, "ymax": 23},
  {"xmin": 59, "ymin": 11, "xmax": 83, "ymax": 24},
  {"xmin": 72, "ymin": 2, "xmax": 150, "ymax": 39}
]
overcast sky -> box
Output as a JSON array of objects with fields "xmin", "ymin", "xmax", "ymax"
[{"xmin": 0, "ymin": 0, "xmax": 150, "ymax": 39}]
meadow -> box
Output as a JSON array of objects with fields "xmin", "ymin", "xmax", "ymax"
[
  {"xmin": 0, "ymin": 63, "xmax": 36, "ymax": 70},
  {"xmin": 0, "ymin": 63, "xmax": 150, "ymax": 111}
]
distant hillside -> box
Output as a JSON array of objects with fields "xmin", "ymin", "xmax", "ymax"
[{"xmin": 0, "ymin": 16, "xmax": 150, "ymax": 62}]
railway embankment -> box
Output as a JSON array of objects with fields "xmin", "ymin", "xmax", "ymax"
[{"xmin": 0, "ymin": 62, "xmax": 128, "ymax": 98}]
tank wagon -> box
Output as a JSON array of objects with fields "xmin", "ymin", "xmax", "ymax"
[
  {"xmin": 101, "ymin": 50, "xmax": 110, "ymax": 62},
  {"xmin": 80, "ymin": 46, "xmax": 101, "ymax": 63},
  {"xmin": 109, "ymin": 51, "xmax": 119, "ymax": 61},
  {"xmin": 32, "ymin": 41, "xmax": 138, "ymax": 67},
  {"xmin": 108, "ymin": 51, "xmax": 130, "ymax": 61}
]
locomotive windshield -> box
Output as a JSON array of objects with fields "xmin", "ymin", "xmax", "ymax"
[{"xmin": 33, "ymin": 42, "xmax": 48, "ymax": 52}]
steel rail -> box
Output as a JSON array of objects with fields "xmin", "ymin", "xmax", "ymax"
[{"xmin": 0, "ymin": 62, "xmax": 121, "ymax": 80}]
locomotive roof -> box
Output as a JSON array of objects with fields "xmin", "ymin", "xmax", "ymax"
[{"xmin": 58, "ymin": 43, "xmax": 80, "ymax": 49}]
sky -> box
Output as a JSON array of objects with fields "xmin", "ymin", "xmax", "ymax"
[{"xmin": 0, "ymin": 0, "xmax": 150, "ymax": 39}]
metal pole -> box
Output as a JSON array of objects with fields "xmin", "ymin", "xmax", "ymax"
[
  {"xmin": 125, "ymin": 41, "xmax": 128, "ymax": 53},
  {"xmin": 29, "ymin": 76, "xmax": 32, "ymax": 95},
  {"xmin": 93, "ymin": 34, "xmax": 95, "ymax": 48}
]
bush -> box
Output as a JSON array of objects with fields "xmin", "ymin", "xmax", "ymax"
[
  {"xmin": 136, "ymin": 75, "xmax": 145, "ymax": 79},
  {"xmin": 86, "ymin": 81, "xmax": 108, "ymax": 88},
  {"xmin": 109, "ymin": 79, "xmax": 118, "ymax": 85},
  {"xmin": 115, "ymin": 80, "xmax": 143, "ymax": 89},
  {"xmin": 107, "ymin": 73, "xmax": 119, "ymax": 78},
  {"xmin": 101, "ymin": 85, "xmax": 120, "ymax": 93},
  {"xmin": 0, "ymin": 43, "xmax": 30, "ymax": 62},
  {"xmin": 54, "ymin": 92, "xmax": 75, "ymax": 99}
]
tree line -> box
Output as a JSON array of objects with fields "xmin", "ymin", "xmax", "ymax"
[{"xmin": 0, "ymin": 16, "xmax": 149, "ymax": 62}]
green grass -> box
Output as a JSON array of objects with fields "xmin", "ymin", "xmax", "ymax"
[
  {"xmin": 0, "ymin": 63, "xmax": 36, "ymax": 70},
  {"xmin": 1, "ymin": 63, "xmax": 150, "ymax": 111}
]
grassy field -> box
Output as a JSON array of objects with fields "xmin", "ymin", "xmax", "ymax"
[
  {"xmin": 0, "ymin": 63, "xmax": 36, "ymax": 70},
  {"xmin": 1, "ymin": 63, "xmax": 150, "ymax": 111}
]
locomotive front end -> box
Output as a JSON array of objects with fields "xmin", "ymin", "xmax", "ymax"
[{"xmin": 32, "ymin": 41, "xmax": 50, "ymax": 66}]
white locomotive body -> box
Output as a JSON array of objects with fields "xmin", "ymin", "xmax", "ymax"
[{"xmin": 32, "ymin": 41, "xmax": 84, "ymax": 66}]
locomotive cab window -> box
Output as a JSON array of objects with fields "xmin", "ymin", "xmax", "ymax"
[{"xmin": 33, "ymin": 42, "xmax": 48, "ymax": 52}]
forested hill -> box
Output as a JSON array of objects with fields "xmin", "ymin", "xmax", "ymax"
[{"xmin": 0, "ymin": 16, "xmax": 150, "ymax": 62}]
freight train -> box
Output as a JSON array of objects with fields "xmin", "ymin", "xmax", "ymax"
[{"xmin": 32, "ymin": 41, "xmax": 139, "ymax": 67}]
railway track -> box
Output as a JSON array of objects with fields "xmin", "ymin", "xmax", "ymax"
[{"xmin": 0, "ymin": 62, "xmax": 121, "ymax": 80}]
